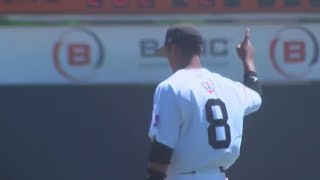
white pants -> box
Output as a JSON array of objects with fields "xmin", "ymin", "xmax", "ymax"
[{"xmin": 166, "ymin": 168, "xmax": 227, "ymax": 180}]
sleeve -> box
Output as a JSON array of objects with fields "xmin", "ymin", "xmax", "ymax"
[
  {"xmin": 148, "ymin": 83, "xmax": 180, "ymax": 149},
  {"xmin": 242, "ymin": 84, "xmax": 262, "ymax": 115},
  {"xmin": 234, "ymin": 81, "xmax": 262, "ymax": 116}
]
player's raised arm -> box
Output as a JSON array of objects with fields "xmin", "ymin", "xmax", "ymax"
[
  {"xmin": 236, "ymin": 28, "xmax": 262, "ymax": 115},
  {"xmin": 236, "ymin": 29, "xmax": 255, "ymax": 72}
]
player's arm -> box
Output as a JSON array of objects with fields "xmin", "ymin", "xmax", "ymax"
[
  {"xmin": 236, "ymin": 28, "xmax": 262, "ymax": 115},
  {"xmin": 237, "ymin": 28, "xmax": 261, "ymax": 95},
  {"xmin": 242, "ymin": 61, "xmax": 261, "ymax": 96},
  {"xmin": 146, "ymin": 83, "xmax": 180, "ymax": 180},
  {"xmin": 146, "ymin": 140, "xmax": 172, "ymax": 180}
]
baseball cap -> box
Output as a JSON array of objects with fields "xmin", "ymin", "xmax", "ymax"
[{"xmin": 155, "ymin": 24, "xmax": 203, "ymax": 57}]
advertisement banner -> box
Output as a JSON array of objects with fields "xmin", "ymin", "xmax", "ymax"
[
  {"xmin": 0, "ymin": 0, "xmax": 319, "ymax": 14},
  {"xmin": 0, "ymin": 24, "xmax": 320, "ymax": 85}
]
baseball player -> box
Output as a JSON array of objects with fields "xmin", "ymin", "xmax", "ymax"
[{"xmin": 145, "ymin": 24, "xmax": 262, "ymax": 180}]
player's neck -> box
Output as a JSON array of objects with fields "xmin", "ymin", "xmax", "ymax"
[
  {"xmin": 172, "ymin": 56, "xmax": 202, "ymax": 72},
  {"xmin": 184, "ymin": 55, "xmax": 202, "ymax": 70}
]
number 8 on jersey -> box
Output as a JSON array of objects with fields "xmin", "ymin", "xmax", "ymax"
[{"xmin": 205, "ymin": 99, "xmax": 231, "ymax": 149}]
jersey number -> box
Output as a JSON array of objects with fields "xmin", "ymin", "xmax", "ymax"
[{"xmin": 205, "ymin": 99, "xmax": 231, "ymax": 149}]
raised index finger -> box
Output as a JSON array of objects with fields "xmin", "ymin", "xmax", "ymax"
[{"xmin": 243, "ymin": 28, "xmax": 250, "ymax": 43}]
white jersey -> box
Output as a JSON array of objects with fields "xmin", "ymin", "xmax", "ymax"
[{"xmin": 148, "ymin": 68, "xmax": 262, "ymax": 175}]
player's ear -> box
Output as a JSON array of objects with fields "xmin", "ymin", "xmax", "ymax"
[
  {"xmin": 165, "ymin": 44, "xmax": 172, "ymax": 56},
  {"xmin": 166, "ymin": 44, "xmax": 173, "ymax": 58},
  {"xmin": 171, "ymin": 44, "xmax": 181, "ymax": 58}
]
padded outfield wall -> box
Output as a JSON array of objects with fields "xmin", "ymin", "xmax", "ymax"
[{"xmin": 0, "ymin": 84, "xmax": 319, "ymax": 180}]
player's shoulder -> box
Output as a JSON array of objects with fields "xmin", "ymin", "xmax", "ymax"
[
  {"xmin": 160, "ymin": 69, "xmax": 185, "ymax": 85},
  {"xmin": 155, "ymin": 69, "xmax": 187, "ymax": 93},
  {"xmin": 211, "ymin": 71, "xmax": 242, "ymax": 86},
  {"xmin": 155, "ymin": 78, "xmax": 175, "ymax": 95}
]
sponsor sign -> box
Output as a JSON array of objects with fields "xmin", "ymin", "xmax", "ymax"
[
  {"xmin": 270, "ymin": 27, "xmax": 319, "ymax": 79},
  {"xmin": 53, "ymin": 29, "xmax": 105, "ymax": 81},
  {"xmin": 0, "ymin": 24, "xmax": 319, "ymax": 85}
]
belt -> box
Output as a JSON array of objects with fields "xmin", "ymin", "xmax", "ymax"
[{"xmin": 182, "ymin": 166, "xmax": 225, "ymax": 174}]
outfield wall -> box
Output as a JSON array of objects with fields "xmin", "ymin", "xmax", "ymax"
[{"xmin": 0, "ymin": 84, "xmax": 319, "ymax": 180}]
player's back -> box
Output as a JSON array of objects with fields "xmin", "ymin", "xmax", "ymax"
[{"xmin": 163, "ymin": 68, "xmax": 261, "ymax": 175}]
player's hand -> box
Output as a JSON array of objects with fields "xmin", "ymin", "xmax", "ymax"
[{"xmin": 236, "ymin": 28, "xmax": 255, "ymax": 64}]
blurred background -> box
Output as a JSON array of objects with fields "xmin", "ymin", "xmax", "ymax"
[{"xmin": 0, "ymin": 0, "xmax": 319, "ymax": 180}]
